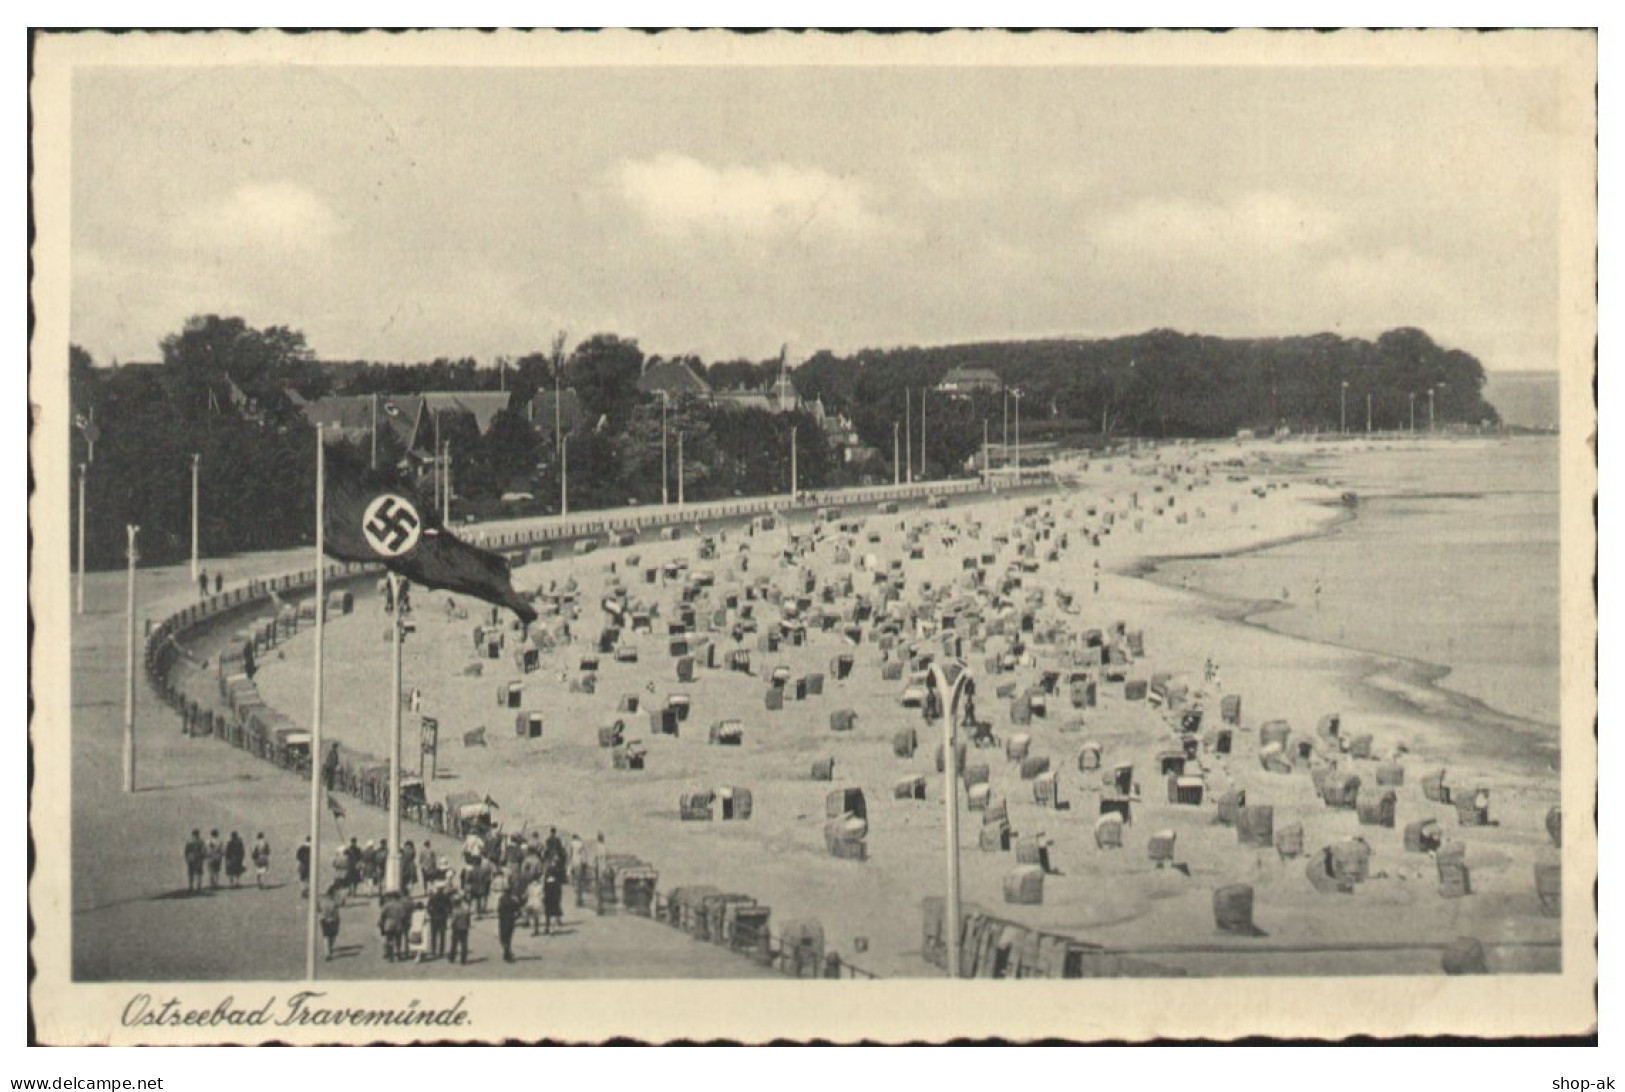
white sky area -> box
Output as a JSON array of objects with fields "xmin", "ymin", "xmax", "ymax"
[{"xmin": 70, "ymin": 63, "xmax": 1564, "ymax": 371}]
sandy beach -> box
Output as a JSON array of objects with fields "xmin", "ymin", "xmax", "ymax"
[{"xmin": 95, "ymin": 435, "xmax": 1565, "ymax": 980}]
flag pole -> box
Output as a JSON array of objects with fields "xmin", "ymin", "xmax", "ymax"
[
  {"xmin": 190, "ymin": 453, "xmax": 201, "ymax": 584},
  {"xmin": 371, "ymin": 394, "xmax": 378, "ymax": 470},
  {"xmin": 123, "ymin": 524, "xmax": 139, "ymax": 794},
  {"xmin": 306, "ymin": 426, "xmax": 326, "ymax": 979},
  {"xmin": 560, "ymin": 436, "xmax": 569, "ymax": 519},
  {"xmin": 385, "ymin": 571, "xmax": 404, "ymax": 894}
]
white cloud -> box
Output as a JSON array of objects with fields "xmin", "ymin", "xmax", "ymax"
[
  {"xmin": 1096, "ymin": 191, "xmax": 1342, "ymax": 260},
  {"xmin": 174, "ymin": 181, "xmax": 345, "ymax": 254},
  {"xmin": 615, "ymin": 154, "xmax": 889, "ymax": 241}
]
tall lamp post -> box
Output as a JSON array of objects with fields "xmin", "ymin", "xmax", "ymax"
[
  {"xmin": 76, "ymin": 463, "xmax": 87, "ymax": 615},
  {"xmin": 659, "ymin": 391, "xmax": 670, "ymax": 507},
  {"xmin": 1012, "ymin": 389, "xmax": 1025, "ymax": 485},
  {"xmin": 123, "ymin": 524, "xmax": 139, "ymax": 794},
  {"xmin": 1409, "ymin": 392, "xmax": 1416, "ymax": 433},
  {"xmin": 789, "ymin": 425, "xmax": 799, "ymax": 499},
  {"xmin": 905, "ymin": 390, "xmax": 913, "ymax": 484},
  {"xmin": 920, "ymin": 387, "xmax": 928, "ymax": 482},
  {"xmin": 676, "ymin": 431, "xmax": 685, "ymax": 508},
  {"xmin": 893, "ymin": 421, "xmax": 901, "ymax": 486},
  {"xmin": 189, "ymin": 454, "xmax": 201, "ymax": 584},
  {"xmin": 1340, "ymin": 381, "xmax": 1349, "ymax": 436},
  {"xmin": 928, "ymin": 660, "xmax": 973, "ymax": 979}
]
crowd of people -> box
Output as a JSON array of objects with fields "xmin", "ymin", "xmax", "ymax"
[{"xmin": 317, "ymin": 824, "xmax": 576, "ymax": 965}]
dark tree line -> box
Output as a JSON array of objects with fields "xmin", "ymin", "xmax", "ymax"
[
  {"xmin": 795, "ymin": 327, "xmax": 1500, "ymax": 457},
  {"xmin": 67, "ymin": 317, "xmax": 841, "ymax": 570}
]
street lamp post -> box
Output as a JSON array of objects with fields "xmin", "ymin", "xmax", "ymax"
[
  {"xmin": 1012, "ymin": 389, "xmax": 1024, "ymax": 485},
  {"xmin": 928, "ymin": 661, "xmax": 972, "ymax": 979},
  {"xmin": 76, "ymin": 463, "xmax": 86, "ymax": 616},
  {"xmin": 789, "ymin": 425, "xmax": 798, "ymax": 498},
  {"xmin": 560, "ymin": 436, "xmax": 569, "ymax": 519},
  {"xmin": 920, "ymin": 387, "xmax": 928, "ymax": 482},
  {"xmin": 1340, "ymin": 381, "xmax": 1349, "ymax": 436},
  {"xmin": 1409, "ymin": 392, "xmax": 1416, "ymax": 433},
  {"xmin": 677, "ymin": 431, "xmax": 685, "ymax": 508},
  {"xmin": 660, "ymin": 392, "xmax": 670, "ymax": 507},
  {"xmin": 189, "ymin": 454, "xmax": 201, "ymax": 583},
  {"xmin": 1002, "ymin": 389, "xmax": 1010, "ymax": 470},
  {"xmin": 893, "ymin": 421, "xmax": 901, "ymax": 486},
  {"xmin": 905, "ymin": 390, "xmax": 913, "ymax": 484},
  {"xmin": 123, "ymin": 524, "xmax": 139, "ymax": 794}
]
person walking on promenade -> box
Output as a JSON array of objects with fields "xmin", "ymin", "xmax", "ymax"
[
  {"xmin": 542, "ymin": 860, "xmax": 565, "ymax": 936},
  {"xmin": 448, "ymin": 894, "xmax": 473, "ymax": 965},
  {"xmin": 296, "ymin": 835, "xmax": 311, "ymax": 898},
  {"xmin": 214, "ymin": 571, "xmax": 223, "ymax": 594},
  {"xmin": 496, "ymin": 885, "xmax": 522, "ymax": 963},
  {"xmin": 205, "ymin": 829, "xmax": 224, "ymax": 889},
  {"xmin": 427, "ymin": 882, "xmax": 452, "ymax": 958},
  {"xmin": 419, "ymin": 841, "xmax": 439, "ymax": 887},
  {"xmin": 224, "ymin": 831, "xmax": 246, "ymax": 887},
  {"xmin": 379, "ymin": 891, "xmax": 410, "ymax": 962},
  {"xmin": 252, "ymin": 832, "xmax": 271, "ymax": 889},
  {"xmin": 568, "ymin": 832, "xmax": 585, "ymax": 890},
  {"xmin": 318, "ymin": 883, "xmax": 343, "ymax": 960},
  {"xmin": 198, "ymin": 570, "xmax": 209, "ymax": 599},
  {"xmin": 184, "ymin": 829, "xmax": 205, "ymax": 893},
  {"xmin": 401, "ymin": 840, "xmax": 419, "ymax": 895}
]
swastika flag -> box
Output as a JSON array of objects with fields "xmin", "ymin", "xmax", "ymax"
[{"xmin": 321, "ymin": 445, "xmax": 537, "ymax": 624}]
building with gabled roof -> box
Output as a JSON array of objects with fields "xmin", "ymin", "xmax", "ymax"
[
  {"xmin": 637, "ymin": 358, "xmax": 712, "ymax": 399},
  {"xmin": 937, "ymin": 365, "xmax": 1002, "ymax": 395}
]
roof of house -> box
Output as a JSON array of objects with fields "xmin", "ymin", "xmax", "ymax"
[
  {"xmin": 528, "ymin": 388, "xmax": 588, "ymax": 435},
  {"xmin": 299, "ymin": 394, "xmax": 423, "ymax": 449},
  {"xmin": 637, "ymin": 359, "xmax": 712, "ymax": 398},
  {"xmin": 420, "ymin": 391, "xmax": 515, "ymax": 435},
  {"xmin": 939, "ymin": 365, "xmax": 1002, "ymax": 388},
  {"xmin": 712, "ymin": 390, "xmax": 776, "ymax": 413}
]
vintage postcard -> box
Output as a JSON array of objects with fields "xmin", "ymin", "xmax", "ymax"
[{"xmin": 28, "ymin": 29, "xmax": 1596, "ymax": 1043}]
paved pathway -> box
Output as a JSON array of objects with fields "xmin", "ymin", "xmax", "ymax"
[{"xmin": 68, "ymin": 561, "xmax": 772, "ymax": 981}]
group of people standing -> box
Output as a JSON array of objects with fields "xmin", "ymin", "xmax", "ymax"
[
  {"xmin": 182, "ymin": 829, "xmax": 271, "ymax": 892},
  {"xmin": 313, "ymin": 825, "xmax": 576, "ymax": 966}
]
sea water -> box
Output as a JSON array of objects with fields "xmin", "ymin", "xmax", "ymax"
[{"xmin": 1165, "ymin": 436, "xmax": 1561, "ymax": 733}]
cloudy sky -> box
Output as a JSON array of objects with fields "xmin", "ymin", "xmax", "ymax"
[{"xmin": 70, "ymin": 60, "xmax": 1567, "ymax": 370}]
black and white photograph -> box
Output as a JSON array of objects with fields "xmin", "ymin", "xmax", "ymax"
[{"xmin": 28, "ymin": 28, "xmax": 1596, "ymax": 1044}]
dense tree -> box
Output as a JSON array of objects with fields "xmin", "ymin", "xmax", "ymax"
[{"xmin": 567, "ymin": 333, "xmax": 645, "ymax": 429}]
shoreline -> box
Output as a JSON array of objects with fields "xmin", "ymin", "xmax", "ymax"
[{"xmin": 1121, "ymin": 476, "xmax": 1558, "ymax": 764}]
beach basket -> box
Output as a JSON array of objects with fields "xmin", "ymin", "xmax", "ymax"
[
  {"xmin": 1004, "ymin": 866, "xmax": 1045, "ymax": 906},
  {"xmin": 1436, "ymin": 843, "xmax": 1472, "ymax": 899},
  {"xmin": 980, "ymin": 820, "xmax": 1012, "ymax": 853},
  {"xmin": 1260, "ymin": 720, "xmax": 1291, "ymax": 750},
  {"xmin": 1328, "ymin": 840, "xmax": 1372, "ymax": 885},
  {"xmin": 1033, "ymin": 770, "xmax": 1062, "ymax": 807},
  {"xmin": 830, "ymin": 709, "xmax": 858, "ymax": 733},
  {"xmin": 1403, "ymin": 819, "xmax": 1443, "ymax": 853},
  {"xmin": 1441, "ymin": 937, "xmax": 1489, "ymax": 975},
  {"xmin": 1006, "ymin": 733, "xmax": 1032, "ymax": 763},
  {"xmin": 1158, "ymin": 750, "xmax": 1187, "ymax": 776},
  {"xmin": 1259, "ymin": 742, "xmax": 1292, "ymax": 774},
  {"xmin": 1147, "ymin": 830, "xmax": 1178, "ymax": 867},
  {"xmin": 964, "ymin": 762, "xmax": 990, "ymax": 788},
  {"xmin": 1077, "ymin": 742, "xmax": 1103, "ymax": 772},
  {"xmin": 893, "ymin": 775, "xmax": 927, "ymax": 801},
  {"xmin": 893, "ymin": 728, "xmax": 918, "ymax": 758},
  {"xmin": 1535, "ymin": 860, "xmax": 1562, "ymax": 918},
  {"xmin": 514, "ymin": 712, "xmax": 544, "ymax": 739},
  {"xmin": 1019, "ymin": 754, "xmax": 1051, "ymax": 781},
  {"xmin": 1455, "ymin": 790, "xmax": 1491, "ymax": 827},
  {"xmin": 1375, "ymin": 762, "xmax": 1405, "ymax": 787},
  {"xmin": 1421, "ymin": 769, "xmax": 1451, "ymax": 803},
  {"xmin": 967, "ymin": 783, "xmax": 993, "ymax": 812},
  {"xmin": 719, "ymin": 787, "xmax": 752, "ymax": 820},
  {"xmin": 1216, "ymin": 790, "xmax": 1246, "ymax": 827},
  {"xmin": 1170, "ymin": 775, "xmax": 1205, "ymax": 806},
  {"xmin": 1094, "ymin": 813, "xmax": 1124, "ymax": 849},
  {"xmin": 1346, "ymin": 733, "xmax": 1374, "ymax": 760},
  {"xmin": 1273, "ymin": 822, "xmax": 1304, "ymax": 860},
  {"xmin": 1213, "ymin": 885, "xmax": 1257, "ymax": 936},
  {"xmin": 764, "ymin": 687, "xmax": 784, "ymax": 712},
  {"xmin": 1357, "ymin": 789, "xmax": 1397, "ymax": 828},
  {"xmin": 810, "ymin": 756, "xmax": 836, "ymax": 781},
  {"xmin": 708, "ymin": 720, "xmax": 744, "ymax": 747},
  {"xmin": 1238, "ymin": 805, "xmax": 1275, "ymax": 847},
  {"xmin": 1220, "ymin": 694, "xmax": 1242, "ymax": 725},
  {"xmin": 1124, "ymin": 680, "xmax": 1148, "ymax": 702}
]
